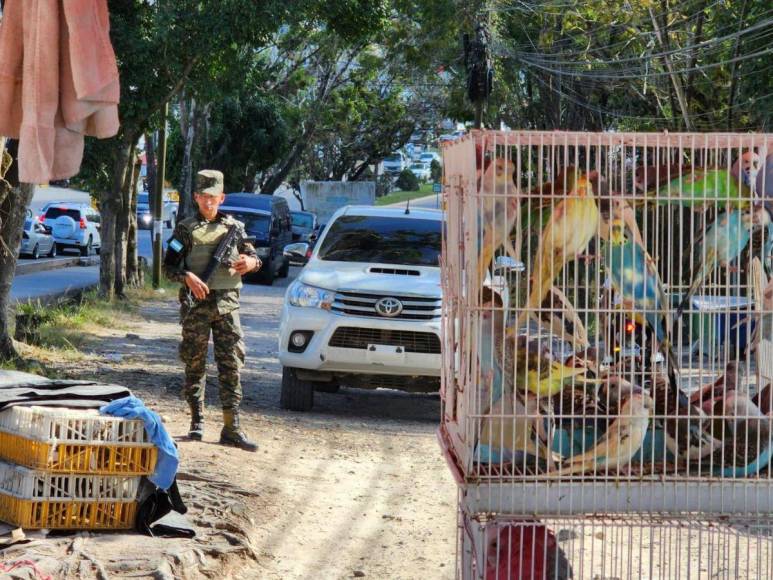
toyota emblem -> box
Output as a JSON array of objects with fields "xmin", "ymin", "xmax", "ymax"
[{"xmin": 375, "ymin": 297, "xmax": 403, "ymax": 317}]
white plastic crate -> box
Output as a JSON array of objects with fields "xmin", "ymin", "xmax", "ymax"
[
  {"xmin": 0, "ymin": 461, "xmax": 140, "ymax": 501},
  {"xmin": 0, "ymin": 405, "xmax": 148, "ymax": 444}
]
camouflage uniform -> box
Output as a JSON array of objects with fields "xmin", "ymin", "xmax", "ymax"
[
  {"xmin": 164, "ymin": 212, "xmax": 254, "ymax": 409},
  {"xmin": 163, "ymin": 170, "xmax": 259, "ymax": 450}
]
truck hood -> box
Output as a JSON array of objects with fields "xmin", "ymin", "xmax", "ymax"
[{"xmin": 299, "ymin": 261, "xmax": 442, "ymax": 298}]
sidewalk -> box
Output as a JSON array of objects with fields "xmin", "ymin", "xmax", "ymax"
[{"xmin": 11, "ymin": 265, "xmax": 99, "ymax": 303}]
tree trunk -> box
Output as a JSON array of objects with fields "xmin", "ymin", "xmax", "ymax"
[
  {"xmin": 100, "ymin": 140, "xmax": 132, "ymax": 299},
  {"xmin": 126, "ymin": 148, "xmax": 143, "ymax": 288},
  {"xmin": 114, "ymin": 140, "xmax": 137, "ymax": 297},
  {"xmin": 0, "ymin": 176, "xmax": 35, "ymax": 362},
  {"xmin": 179, "ymin": 96, "xmax": 197, "ymax": 219}
]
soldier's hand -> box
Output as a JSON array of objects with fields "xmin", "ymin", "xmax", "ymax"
[
  {"xmin": 184, "ymin": 272, "xmax": 209, "ymax": 300},
  {"xmin": 233, "ymin": 254, "xmax": 260, "ymax": 275}
]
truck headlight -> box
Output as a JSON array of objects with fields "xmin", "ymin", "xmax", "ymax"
[{"xmin": 287, "ymin": 281, "xmax": 334, "ymax": 309}]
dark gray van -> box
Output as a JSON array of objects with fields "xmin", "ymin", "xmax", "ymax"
[{"xmin": 221, "ymin": 193, "xmax": 293, "ymax": 285}]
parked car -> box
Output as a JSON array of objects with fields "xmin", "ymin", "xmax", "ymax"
[
  {"xmin": 39, "ymin": 202, "xmax": 101, "ymax": 256},
  {"xmin": 419, "ymin": 151, "xmax": 441, "ymax": 166},
  {"xmin": 409, "ymin": 162, "xmax": 431, "ymax": 182},
  {"xmin": 19, "ymin": 218, "xmax": 56, "ymax": 259},
  {"xmin": 290, "ymin": 210, "xmax": 318, "ymax": 242},
  {"xmin": 221, "ymin": 193, "xmax": 293, "ymax": 285},
  {"xmin": 382, "ymin": 152, "xmax": 408, "ymax": 174},
  {"xmin": 136, "ymin": 192, "xmax": 178, "ymax": 229},
  {"xmin": 438, "ymin": 134, "xmax": 457, "ymax": 143}
]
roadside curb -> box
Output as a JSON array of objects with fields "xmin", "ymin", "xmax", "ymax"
[{"xmin": 15, "ymin": 255, "xmax": 99, "ymax": 276}]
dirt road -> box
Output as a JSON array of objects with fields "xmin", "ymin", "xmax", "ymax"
[{"xmin": 12, "ymin": 268, "xmax": 457, "ymax": 579}]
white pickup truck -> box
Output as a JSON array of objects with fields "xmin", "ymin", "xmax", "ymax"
[{"xmin": 278, "ymin": 204, "xmax": 511, "ymax": 411}]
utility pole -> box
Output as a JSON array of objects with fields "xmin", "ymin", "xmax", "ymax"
[
  {"xmin": 152, "ymin": 103, "xmax": 168, "ymax": 288},
  {"xmin": 464, "ymin": 22, "xmax": 493, "ymax": 129}
]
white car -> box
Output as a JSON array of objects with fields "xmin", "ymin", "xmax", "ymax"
[
  {"xmin": 39, "ymin": 202, "xmax": 101, "ymax": 256},
  {"xmin": 419, "ymin": 152, "xmax": 441, "ymax": 166},
  {"xmin": 409, "ymin": 162, "xmax": 431, "ymax": 182},
  {"xmin": 278, "ymin": 205, "xmax": 445, "ymax": 411},
  {"xmin": 382, "ymin": 152, "xmax": 408, "ymax": 174}
]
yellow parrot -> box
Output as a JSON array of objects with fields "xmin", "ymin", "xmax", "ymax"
[{"xmin": 517, "ymin": 171, "xmax": 599, "ymax": 330}]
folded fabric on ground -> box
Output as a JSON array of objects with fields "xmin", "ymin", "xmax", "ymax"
[
  {"xmin": 0, "ymin": 372, "xmax": 130, "ymax": 410},
  {"xmin": 101, "ymin": 395, "xmax": 179, "ymax": 491}
]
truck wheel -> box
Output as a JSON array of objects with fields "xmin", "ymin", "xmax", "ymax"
[
  {"xmin": 277, "ymin": 258, "xmax": 290, "ymax": 278},
  {"xmin": 80, "ymin": 236, "xmax": 93, "ymax": 257},
  {"xmin": 280, "ymin": 367, "xmax": 314, "ymax": 411},
  {"xmin": 257, "ymin": 258, "xmax": 274, "ymax": 285}
]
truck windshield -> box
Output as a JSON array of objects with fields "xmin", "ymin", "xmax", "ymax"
[
  {"xmin": 221, "ymin": 210, "xmax": 270, "ymax": 235},
  {"xmin": 292, "ymin": 213, "xmax": 314, "ymax": 228},
  {"xmin": 318, "ymin": 215, "xmax": 441, "ymax": 266}
]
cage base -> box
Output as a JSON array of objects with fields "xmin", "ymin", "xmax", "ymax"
[{"xmin": 462, "ymin": 480, "xmax": 773, "ymax": 516}]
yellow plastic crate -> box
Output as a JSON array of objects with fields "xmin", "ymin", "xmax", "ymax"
[
  {"xmin": 0, "ymin": 431, "xmax": 157, "ymax": 475},
  {"xmin": 0, "ymin": 493, "xmax": 137, "ymax": 530}
]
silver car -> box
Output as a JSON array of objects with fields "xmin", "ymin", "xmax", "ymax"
[{"xmin": 19, "ymin": 218, "xmax": 56, "ymax": 259}]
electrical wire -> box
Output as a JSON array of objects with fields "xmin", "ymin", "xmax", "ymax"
[{"xmin": 512, "ymin": 16, "xmax": 773, "ymax": 66}]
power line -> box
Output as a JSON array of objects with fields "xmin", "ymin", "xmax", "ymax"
[{"xmin": 512, "ymin": 16, "xmax": 773, "ymax": 66}]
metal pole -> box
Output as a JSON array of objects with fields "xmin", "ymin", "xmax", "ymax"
[{"xmin": 152, "ymin": 103, "xmax": 168, "ymax": 288}]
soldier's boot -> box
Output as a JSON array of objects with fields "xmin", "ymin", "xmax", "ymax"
[
  {"xmin": 187, "ymin": 400, "xmax": 204, "ymax": 441},
  {"xmin": 219, "ymin": 409, "xmax": 258, "ymax": 452}
]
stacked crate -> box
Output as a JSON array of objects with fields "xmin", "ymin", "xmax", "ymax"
[{"xmin": 0, "ymin": 405, "xmax": 156, "ymax": 529}]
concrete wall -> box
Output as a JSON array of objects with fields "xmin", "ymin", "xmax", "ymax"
[{"xmin": 300, "ymin": 181, "xmax": 375, "ymax": 224}]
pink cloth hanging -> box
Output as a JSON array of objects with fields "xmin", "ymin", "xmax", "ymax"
[{"xmin": 0, "ymin": 0, "xmax": 120, "ymax": 184}]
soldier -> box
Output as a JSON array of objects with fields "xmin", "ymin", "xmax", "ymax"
[{"xmin": 163, "ymin": 169, "xmax": 261, "ymax": 452}]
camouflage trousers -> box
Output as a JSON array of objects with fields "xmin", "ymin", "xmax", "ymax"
[{"xmin": 179, "ymin": 298, "xmax": 245, "ymax": 410}]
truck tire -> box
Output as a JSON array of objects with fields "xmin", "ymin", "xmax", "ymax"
[
  {"xmin": 280, "ymin": 367, "xmax": 314, "ymax": 411},
  {"xmin": 277, "ymin": 258, "xmax": 290, "ymax": 278},
  {"xmin": 80, "ymin": 236, "xmax": 93, "ymax": 257},
  {"xmin": 257, "ymin": 258, "xmax": 274, "ymax": 285}
]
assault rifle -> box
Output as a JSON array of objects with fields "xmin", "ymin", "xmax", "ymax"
[{"xmin": 181, "ymin": 224, "xmax": 253, "ymax": 316}]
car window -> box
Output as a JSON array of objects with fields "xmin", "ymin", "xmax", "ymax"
[
  {"xmin": 292, "ymin": 213, "xmax": 314, "ymax": 228},
  {"xmin": 318, "ymin": 215, "xmax": 441, "ymax": 266},
  {"xmin": 44, "ymin": 207, "xmax": 80, "ymax": 220},
  {"xmin": 220, "ymin": 210, "xmax": 270, "ymax": 237},
  {"xmin": 384, "ymin": 155, "xmax": 402, "ymax": 162}
]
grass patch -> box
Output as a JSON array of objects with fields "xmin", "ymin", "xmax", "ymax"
[
  {"xmin": 375, "ymin": 182, "xmax": 436, "ymax": 206},
  {"xmin": 14, "ymin": 265, "xmax": 178, "ymax": 352}
]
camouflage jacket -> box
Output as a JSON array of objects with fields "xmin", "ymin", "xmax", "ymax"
[{"xmin": 163, "ymin": 211, "xmax": 257, "ymax": 315}]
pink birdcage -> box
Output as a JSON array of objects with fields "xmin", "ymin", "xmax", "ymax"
[{"xmin": 439, "ymin": 130, "xmax": 773, "ymax": 578}]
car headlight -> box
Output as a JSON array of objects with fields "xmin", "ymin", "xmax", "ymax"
[{"xmin": 287, "ymin": 281, "xmax": 334, "ymax": 309}]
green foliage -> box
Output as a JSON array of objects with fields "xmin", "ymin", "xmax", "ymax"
[
  {"xmin": 396, "ymin": 168, "xmax": 420, "ymax": 192},
  {"xmin": 430, "ymin": 159, "xmax": 441, "ymax": 182}
]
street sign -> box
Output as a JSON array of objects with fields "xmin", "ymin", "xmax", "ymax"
[{"xmin": 433, "ymin": 182, "xmax": 442, "ymax": 193}]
